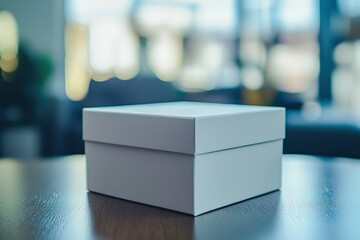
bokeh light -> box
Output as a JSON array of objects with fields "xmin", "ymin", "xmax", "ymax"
[
  {"xmin": 65, "ymin": 24, "xmax": 90, "ymax": 101},
  {"xmin": 147, "ymin": 31, "xmax": 183, "ymax": 82},
  {"xmin": 0, "ymin": 11, "xmax": 19, "ymax": 74}
]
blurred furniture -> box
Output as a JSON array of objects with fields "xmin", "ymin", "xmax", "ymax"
[
  {"xmin": 1, "ymin": 155, "xmax": 360, "ymax": 239},
  {"xmin": 285, "ymin": 108, "xmax": 360, "ymax": 158}
]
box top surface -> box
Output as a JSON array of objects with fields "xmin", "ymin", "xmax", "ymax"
[
  {"xmin": 83, "ymin": 102, "xmax": 285, "ymax": 155},
  {"xmin": 85, "ymin": 101, "xmax": 282, "ymax": 119}
]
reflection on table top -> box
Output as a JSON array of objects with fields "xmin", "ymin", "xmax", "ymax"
[{"xmin": 0, "ymin": 155, "xmax": 360, "ymax": 240}]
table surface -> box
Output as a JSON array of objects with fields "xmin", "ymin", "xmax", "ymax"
[{"xmin": 0, "ymin": 155, "xmax": 360, "ymax": 240}]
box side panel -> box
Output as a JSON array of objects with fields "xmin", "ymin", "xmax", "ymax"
[
  {"xmin": 85, "ymin": 142, "xmax": 195, "ymax": 214},
  {"xmin": 195, "ymin": 109, "xmax": 285, "ymax": 154},
  {"xmin": 83, "ymin": 110, "xmax": 195, "ymax": 154},
  {"xmin": 194, "ymin": 140, "xmax": 282, "ymax": 216}
]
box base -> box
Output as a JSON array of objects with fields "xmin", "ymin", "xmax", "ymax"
[{"xmin": 86, "ymin": 140, "xmax": 282, "ymax": 216}]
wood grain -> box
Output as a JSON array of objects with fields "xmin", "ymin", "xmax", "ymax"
[{"xmin": 0, "ymin": 155, "xmax": 360, "ymax": 239}]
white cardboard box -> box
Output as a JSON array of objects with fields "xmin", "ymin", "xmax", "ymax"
[{"xmin": 83, "ymin": 101, "xmax": 285, "ymax": 216}]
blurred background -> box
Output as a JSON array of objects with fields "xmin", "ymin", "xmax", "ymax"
[{"xmin": 1, "ymin": 0, "xmax": 360, "ymax": 159}]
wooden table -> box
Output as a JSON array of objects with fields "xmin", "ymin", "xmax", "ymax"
[{"xmin": 0, "ymin": 155, "xmax": 360, "ymax": 240}]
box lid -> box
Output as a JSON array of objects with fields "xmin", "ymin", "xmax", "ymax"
[{"xmin": 83, "ymin": 102, "xmax": 285, "ymax": 155}]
